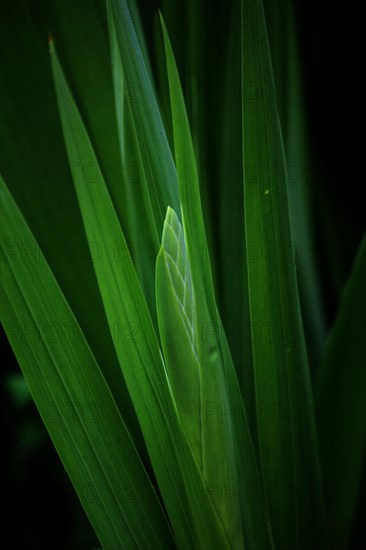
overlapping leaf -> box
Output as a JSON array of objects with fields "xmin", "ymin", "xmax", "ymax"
[
  {"xmin": 107, "ymin": 2, "xmax": 159, "ymax": 320},
  {"xmin": 50, "ymin": 39, "xmax": 234, "ymax": 549},
  {"xmin": 156, "ymin": 207, "xmax": 202, "ymax": 467},
  {"xmin": 263, "ymin": 0, "xmax": 327, "ymax": 366},
  {"xmin": 0, "ymin": 0, "xmax": 140, "ymax": 439},
  {"xmin": 0, "ymin": 175, "xmax": 173, "ymax": 550},
  {"xmin": 316, "ymin": 235, "xmax": 366, "ymax": 550},
  {"xmin": 220, "ymin": 0, "xmax": 255, "ymax": 435},
  {"xmin": 241, "ymin": 1, "xmax": 326, "ymax": 547},
  {"xmin": 161, "ymin": 14, "xmax": 273, "ymax": 549},
  {"xmin": 107, "ymin": 0, "xmax": 180, "ymax": 236}
]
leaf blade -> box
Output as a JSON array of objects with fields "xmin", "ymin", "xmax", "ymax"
[
  {"xmin": 50, "ymin": 40, "xmax": 233, "ymax": 550},
  {"xmin": 241, "ymin": 1, "xmax": 326, "ymax": 547},
  {"xmin": 108, "ymin": 0, "xmax": 180, "ymax": 235},
  {"xmin": 0, "ymin": 175, "xmax": 173, "ymax": 550},
  {"xmin": 316, "ymin": 234, "xmax": 366, "ymax": 550},
  {"xmin": 160, "ymin": 14, "xmax": 273, "ymax": 549}
]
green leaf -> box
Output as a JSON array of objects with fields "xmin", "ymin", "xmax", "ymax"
[
  {"xmin": 263, "ymin": 0, "xmax": 327, "ymax": 366},
  {"xmin": 156, "ymin": 207, "xmax": 202, "ymax": 468},
  {"xmin": 0, "ymin": 175, "xmax": 173, "ymax": 550},
  {"xmin": 107, "ymin": 0, "xmax": 159, "ymax": 321},
  {"xmin": 41, "ymin": 0, "xmax": 129, "ymax": 240},
  {"xmin": 220, "ymin": 0, "xmax": 255, "ymax": 435},
  {"xmin": 107, "ymin": 0, "xmax": 180, "ymax": 236},
  {"xmin": 0, "ymin": 0, "xmax": 140, "ymax": 440},
  {"xmin": 315, "ymin": 234, "xmax": 366, "ymax": 550},
  {"xmin": 160, "ymin": 0, "xmax": 224, "ymax": 290},
  {"xmin": 50, "ymin": 39, "xmax": 233, "ymax": 550},
  {"xmin": 160, "ymin": 14, "xmax": 273, "ymax": 549},
  {"xmin": 241, "ymin": 0, "xmax": 326, "ymax": 547},
  {"xmin": 153, "ymin": 11, "xmax": 174, "ymax": 151}
]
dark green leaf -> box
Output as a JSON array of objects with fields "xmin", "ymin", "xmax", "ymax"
[
  {"xmin": 316, "ymin": 235, "xmax": 366, "ymax": 550},
  {"xmin": 241, "ymin": 0, "xmax": 326, "ymax": 547}
]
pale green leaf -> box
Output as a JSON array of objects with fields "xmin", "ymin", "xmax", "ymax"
[
  {"xmin": 160, "ymin": 14, "xmax": 273, "ymax": 549},
  {"xmin": 107, "ymin": 1, "xmax": 159, "ymax": 320},
  {"xmin": 50, "ymin": 40, "xmax": 234, "ymax": 549},
  {"xmin": 107, "ymin": 0, "xmax": 180, "ymax": 236},
  {"xmin": 156, "ymin": 207, "xmax": 201, "ymax": 467}
]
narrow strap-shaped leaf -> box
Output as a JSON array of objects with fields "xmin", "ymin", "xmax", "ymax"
[
  {"xmin": 241, "ymin": 0, "xmax": 326, "ymax": 547},
  {"xmin": 160, "ymin": 14, "xmax": 273, "ymax": 550},
  {"xmin": 153, "ymin": 12, "xmax": 174, "ymax": 152},
  {"xmin": 121, "ymin": 0, "xmax": 154, "ymax": 84},
  {"xmin": 316, "ymin": 234, "xmax": 366, "ymax": 550},
  {"xmin": 220, "ymin": 0, "xmax": 255, "ymax": 436},
  {"xmin": 46, "ymin": 0, "xmax": 128, "ymax": 235},
  {"xmin": 0, "ymin": 1, "xmax": 139, "ymax": 436},
  {"xmin": 50, "ymin": 41, "xmax": 233, "ymax": 550},
  {"xmin": 263, "ymin": 0, "xmax": 327, "ymax": 366},
  {"xmin": 107, "ymin": 1, "xmax": 159, "ymax": 321},
  {"xmin": 107, "ymin": 0, "xmax": 180, "ymax": 236},
  {"xmin": 0, "ymin": 175, "xmax": 173, "ymax": 550}
]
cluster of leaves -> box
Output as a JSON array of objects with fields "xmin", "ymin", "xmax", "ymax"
[{"xmin": 1, "ymin": 0, "xmax": 365, "ymax": 548}]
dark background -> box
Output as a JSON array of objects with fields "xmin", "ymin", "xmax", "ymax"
[{"xmin": 1, "ymin": 0, "xmax": 364, "ymax": 548}]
